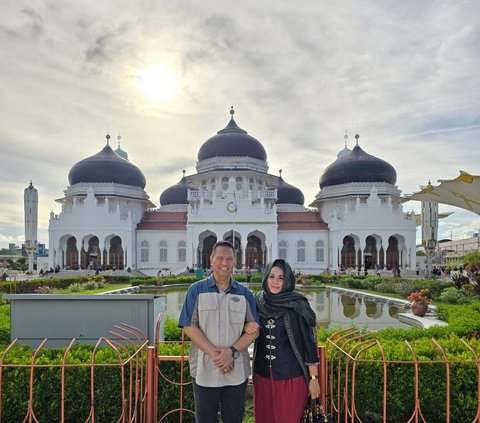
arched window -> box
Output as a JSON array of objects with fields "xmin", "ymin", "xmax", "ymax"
[
  {"xmin": 210, "ymin": 177, "xmax": 216, "ymax": 191},
  {"xmin": 316, "ymin": 240, "xmax": 324, "ymax": 262},
  {"xmin": 222, "ymin": 177, "xmax": 229, "ymax": 190},
  {"xmin": 178, "ymin": 240, "xmax": 186, "ymax": 262},
  {"xmin": 297, "ymin": 240, "xmax": 306, "ymax": 262},
  {"xmin": 279, "ymin": 241, "xmax": 287, "ymax": 260},
  {"xmin": 140, "ymin": 240, "xmax": 149, "ymax": 262},
  {"xmin": 235, "ymin": 177, "xmax": 243, "ymax": 191},
  {"xmin": 159, "ymin": 241, "xmax": 168, "ymax": 263}
]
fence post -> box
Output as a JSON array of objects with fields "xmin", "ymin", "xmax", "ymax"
[
  {"xmin": 146, "ymin": 346, "xmax": 157, "ymax": 423},
  {"xmin": 319, "ymin": 345, "xmax": 327, "ymax": 408}
]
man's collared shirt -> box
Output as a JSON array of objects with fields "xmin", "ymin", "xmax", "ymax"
[{"xmin": 179, "ymin": 276, "xmax": 259, "ymax": 387}]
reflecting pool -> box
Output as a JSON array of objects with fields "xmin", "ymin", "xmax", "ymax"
[{"xmin": 137, "ymin": 286, "xmax": 412, "ymax": 330}]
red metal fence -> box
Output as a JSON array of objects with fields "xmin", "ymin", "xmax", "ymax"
[
  {"xmin": 4, "ymin": 321, "xmax": 480, "ymax": 422},
  {"xmin": 0, "ymin": 323, "xmax": 148, "ymax": 423},
  {"xmin": 326, "ymin": 328, "xmax": 480, "ymax": 423}
]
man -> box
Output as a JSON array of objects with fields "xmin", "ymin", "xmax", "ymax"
[{"xmin": 178, "ymin": 241, "xmax": 259, "ymax": 422}]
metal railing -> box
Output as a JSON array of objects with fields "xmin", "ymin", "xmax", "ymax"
[
  {"xmin": 7, "ymin": 319, "xmax": 480, "ymax": 422},
  {"xmin": 326, "ymin": 328, "xmax": 480, "ymax": 423},
  {"xmin": 0, "ymin": 324, "xmax": 148, "ymax": 423}
]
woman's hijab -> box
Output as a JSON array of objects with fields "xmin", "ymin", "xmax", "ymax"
[{"xmin": 256, "ymin": 259, "xmax": 316, "ymax": 327}]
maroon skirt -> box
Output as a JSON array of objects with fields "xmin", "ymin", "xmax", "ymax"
[{"xmin": 253, "ymin": 370, "xmax": 308, "ymax": 423}]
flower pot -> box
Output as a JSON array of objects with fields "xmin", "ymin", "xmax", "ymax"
[{"xmin": 411, "ymin": 301, "xmax": 428, "ymax": 317}]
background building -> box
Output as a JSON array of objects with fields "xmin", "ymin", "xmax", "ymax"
[{"xmin": 48, "ymin": 108, "xmax": 416, "ymax": 275}]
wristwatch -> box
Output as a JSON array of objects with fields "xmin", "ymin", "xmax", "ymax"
[{"xmin": 230, "ymin": 346, "xmax": 240, "ymax": 359}]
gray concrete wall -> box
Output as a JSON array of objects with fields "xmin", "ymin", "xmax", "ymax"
[{"xmin": 4, "ymin": 294, "xmax": 166, "ymax": 347}]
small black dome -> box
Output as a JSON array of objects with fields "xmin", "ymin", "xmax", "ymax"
[
  {"xmin": 197, "ymin": 108, "xmax": 267, "ymax": 162},
  {"xmin": 68, "ymin": 144, "xmax": 146, "ymax": 189},
  {"xmin": 320, "ymin": 142, "xmax": 397, "ymax": 189},
  {"xmin": 160, "ymin": 175, "xmax": 197, "ymax": 205},
  {"xmin": 276, "ymin": 176, "xmax": 304, "ymax": 205}
]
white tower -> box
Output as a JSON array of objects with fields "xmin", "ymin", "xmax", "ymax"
[
  {"xmin": 421, "ymin": 195, "xmax": 439, "ymax": 272},
  {"xmin": 24, "ymin": 181, "xmax": 38, "ymax": 274}
]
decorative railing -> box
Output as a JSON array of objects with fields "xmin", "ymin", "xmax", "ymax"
[
  {"xmin": 325, "ymin": 328, "xmax": 480, "ymax": 423},
  {"xmin": 0, "ymin": 324, "xmax": 148, "ymax": 422},
  {"xmin": 6, "ymin": 319, "xmax": 478, "ymax": 422}
]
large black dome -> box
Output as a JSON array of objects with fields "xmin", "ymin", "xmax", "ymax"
[
  {"xmin": 319, "ymin": 140, "xmax": 397, "ymax": 189},
  {"xmin": 197, "ymin": 108, "xmax": 267, "ymax": 162},
  {"xmin": 68, "ymin": 144, "xmax": 146, "ymax": 189},
  {"xmin": 160, "ymin": 174, "xmax": 197, "ymax": 205},
  {"xmin": 276, "ymin": 175, "xmax": 304, "ymax": 205}
]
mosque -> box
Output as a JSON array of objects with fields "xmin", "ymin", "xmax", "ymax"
[{"xmin": 47, "ymin": 108, "xmax": 416, "ymax": 275}]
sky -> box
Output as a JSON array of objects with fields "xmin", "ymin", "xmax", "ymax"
[{"xmin": 1, "ymin": 0, "xmax": 480, "ymax": 250}]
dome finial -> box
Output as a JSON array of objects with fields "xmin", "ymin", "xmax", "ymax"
[
  {"xmin": 344, "ymin": 130, "xmax": 348, "ymax": 148},
  {"xmin": 106, "ymin": 133, "xmax": 111, "ymax": 146},
  {"xmin": 230, "ymin": 105, "xmax": 235, "ymax": 119},
  {"xmin": 117, "ymin": 131, "xmax": 121, "ymax": 148},
  {"xmin": 182, "ymin": 169, "xmax": 186, "ymax": 177},
  {"xmin": 355, "ymin": 133, "xmax": 360, "ymax": 146},
  {"xmin": 279, "ymin": 168, "xmax": 283, "ymax": 177}
]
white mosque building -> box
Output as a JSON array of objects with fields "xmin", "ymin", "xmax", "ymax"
[{"xmin": 48, "ymin": 108, "xmax": 416, "ymax": 275}]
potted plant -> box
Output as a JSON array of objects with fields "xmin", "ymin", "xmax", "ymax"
[{"xmin": 407, "ymin": 288, "xmax": 432, "ymax": 317}]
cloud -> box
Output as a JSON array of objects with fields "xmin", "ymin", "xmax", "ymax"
[{"xmin": 1, "ymin": 0, "xmax": 480, "ymax": 248}]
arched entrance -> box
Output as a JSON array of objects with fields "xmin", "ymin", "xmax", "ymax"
[
  {"xmin": 200, "ymin": 235, "xmax": 217, "ymax": 269},
  {"xmin": 341, "ymin": 236, "xmax": 356, "ymax": 269},
  {"xmin": 225, "ymin": 233, "xmax": 242, "ymax": 267},
  {"xmin": 386, "ymin": 236, "xmax": 399, "ymax": 269},
  {"xmin": 108, "ymin": 236, "xmax": 124, "ymax": 270},
  {"xmin": 246, "ymin": 235, "xmax": 263, "ymax": 270},
  {"xmin": 363, "ymin": 236, "xmax": 378, "ymax": 270},
  {"xmin": 65, "ymin": 236, "xmax": 79, "ymax": 269},
  {"xmin": 82, "ymin": 236, "xmax": 101, "ymax": 269}
]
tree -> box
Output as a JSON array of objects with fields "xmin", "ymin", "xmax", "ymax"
[{"xmin": 464, "ymin": 251, "xmax": 480, "ymax": 273}]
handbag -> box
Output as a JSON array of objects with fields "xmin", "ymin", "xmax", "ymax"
[{"xmin": 301, "ymin": 397, "xmax": 330, "ymax": 423}]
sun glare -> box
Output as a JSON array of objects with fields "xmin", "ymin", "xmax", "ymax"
[{"xmin": 137, "ymin": 62, "xmax": 177, "ymax": 102}]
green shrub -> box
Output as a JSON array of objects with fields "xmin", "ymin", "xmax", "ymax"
[
  {"xmin": 0, "ymin": 344, "xmax": 135, "ymax": 422},
  {"xmin": 439, "ymin": 287, "xmax": 472, "ymax": 304},
  {"xmin": 163, "ymin": 315, "xmax": 183, "ymax": 341},
  {"xmin": 341, "ymin": 277, "xmax": 362, "ymax": 289},
  {"xmin": 328, "ymin": 333, "xmax": 480, "ymax": 422},
  {"xmin": 158, "ymin": 342, "xmax": 194, "ymax": 422},
  {"xmin": 374, "ymin": 280, "xmax": 397, "ymax": 294},
  {"xmin": 412, "ymin": 278, "xmax": 450, "ymax": 299},
  {"xmin": 393, "ymin": 280, "xmax": 415, "ymax": 296},
  {"xmin": 69, "ymin": 283, "xmax": 82, "ymax": 292},
  {"xmin": 359, "ymin": 276, "xmax": 382, "ymax": 290}
]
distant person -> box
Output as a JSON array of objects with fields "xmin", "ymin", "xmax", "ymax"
[{"xmin": 178, "ymin": 241, "xmax": 259, "ymax": 423}]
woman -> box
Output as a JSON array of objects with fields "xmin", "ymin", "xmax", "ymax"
[{"xmin": 249, "ymin": 259, "xmax": 320, "ymax": 422}]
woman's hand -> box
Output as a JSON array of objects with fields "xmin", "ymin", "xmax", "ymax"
[
  {"xmin": 309, "ymin": 378, "xmax": 320, "ymax": 399},
  {"xmin": 243, "ymin": 321, "xmax": 260, "ymax": 335}
]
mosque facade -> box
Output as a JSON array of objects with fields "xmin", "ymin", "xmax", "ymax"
[{"xmin": 48, "ymin": 108, "xmax": 416, "ymax": 275}]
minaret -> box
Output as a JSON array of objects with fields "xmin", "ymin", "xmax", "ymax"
[
  {"xmin": 421, "ymin": 181, "xmax": 439, "ymax": 272},
  {"xmin": 24, "ymin": 181, "xmax": 38, "ymax": 274}
]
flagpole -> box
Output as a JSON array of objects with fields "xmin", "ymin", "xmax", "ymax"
[{"xmin": 232, "ymin": 192, "xmax": 237, "ymax": 264}]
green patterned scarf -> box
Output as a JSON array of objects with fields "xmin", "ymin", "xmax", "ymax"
[{"xmin": 255, "ymin": 259, "xmax": 316, "ymax": 328}]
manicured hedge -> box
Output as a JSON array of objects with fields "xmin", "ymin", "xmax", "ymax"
[
  {"xmin": 328, "ymin": 334, "xmax": 480, "ymax": 422},
  {"xmin": 158, "ymin": 342, "xmax": 194, "ymax": 422},
  {"xmin": 0, "ymin": 344, "xmax": 136, "ymax": 422}
]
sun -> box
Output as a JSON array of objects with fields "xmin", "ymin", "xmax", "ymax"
[{"xmin": 136, "ymin": 62, "xmax": 177, "ymax": 102}]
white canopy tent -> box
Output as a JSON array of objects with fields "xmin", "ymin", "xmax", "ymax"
[{"xmin": 407, "ymin": 171, "xmax": 480, "ymax": 216}]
